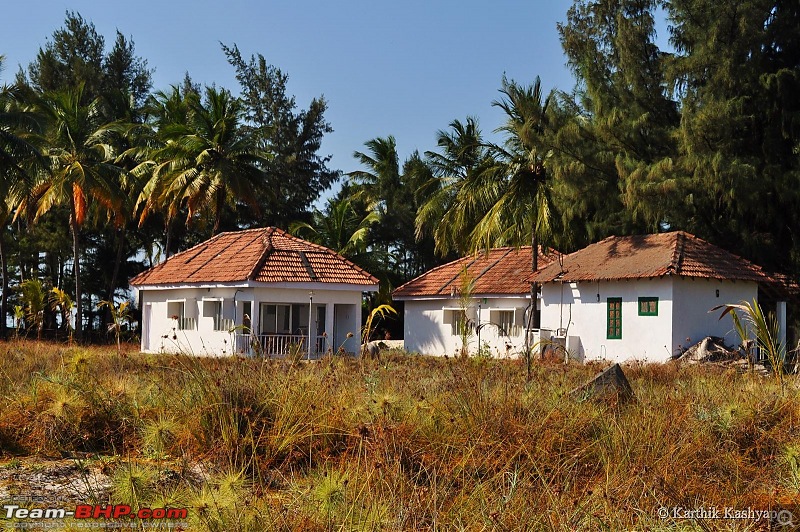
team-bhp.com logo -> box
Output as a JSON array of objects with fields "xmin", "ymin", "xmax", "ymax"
[{"xmin": 4, "ymin": 503, "xmax": 188, "ymax": 520}]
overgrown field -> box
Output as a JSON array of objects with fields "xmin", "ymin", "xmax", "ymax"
[{"xmin": 0, "ymin": 342, "xmax": 798, "ymax": 530}]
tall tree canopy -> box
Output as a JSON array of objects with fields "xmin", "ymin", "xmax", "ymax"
[
  {"xmin": 549, "ymin": 0, "xmax": 800, "ymax": 275},
  {"xmin": 0, "ymin": 13, "xmax": 341, "ymax": 338},
  {"xmin": 222, "ymin": 44, "xmax": 339, "ymax": 228}
]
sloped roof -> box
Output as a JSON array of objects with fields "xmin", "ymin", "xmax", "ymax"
[
  {"xmin": 529, "ymin": 231, "xmax": 775, "ymax": 284},
  {"xmin": 130, "ymin": 227, "xmax": 379, "ymax": 287},
  {"xmin": 392, "ymin": 246, "xmax": 557, "ymax": 299}
]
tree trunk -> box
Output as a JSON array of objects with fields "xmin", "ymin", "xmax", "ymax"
[
  {"xmin": 531, "ymin": 230, "xmax": 540, "ymax": 329},
  {"xmin": 71, "ymin": 202, "xmax": 83, "ymax": 342},
  {"xmin": 525, "ymin": 227, "xmax": 540, "ymax": 381},
  {"xmin": 212, "ymin": 187, "xmax": 225, "ymax": 236},
  {"xmin": 107, "ymin": 227, "xmax": 126, "ymax": 301},
  {"xmin": 164, "ymin": 221, "xmax": 172, "ymax": 260},
  {"xmin": 104, "ymin": 227, "xmax": 127, "ymax": 328},
  {"xmin": 0, "ymin": 227, "xmax": 7, "ymax": 340}
]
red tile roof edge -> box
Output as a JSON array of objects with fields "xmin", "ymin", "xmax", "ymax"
[
  {"xmin": 129, "ymin": 230, "xmax": 240, "ymax": 286},
  {"xmin": 392, "ymin": 246, "xmax": 558, "ymax": 298},
  {"xmin": 528, "ymin": 231, "xmax": 780, "ymax": 285},
  {"xmin": 130, "ymin": 227, "xmax": 379, "ymax": 287}
]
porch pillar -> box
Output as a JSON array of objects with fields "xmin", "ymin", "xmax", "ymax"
[
  {"xmin": 777, "ymin": 300, "xmax": 787, "ymax": 352},
  {"xmin": 325, "ymin": 303, "xmax": 335, "ymax": 354},
  {"xmin": 308, "ymin": 292, "xmax": 314, "ymax": 360},
  {"xmin": 250, "ymin": 300, "xmax": 259, "ymax": 336}
]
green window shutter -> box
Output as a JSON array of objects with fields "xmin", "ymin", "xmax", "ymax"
[
  {"xmin": 607, "ymin": 298, "xmax": 622, "ymax": 339},
  {"xmin": 638, "ymin": 297, "xmax": 658, "ymax": 316}
]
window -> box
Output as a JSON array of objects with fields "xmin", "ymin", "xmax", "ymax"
[
  {"xmin": 167, "ymin": 300, "xmax": 195, "ymax": 330},
  {"xmin": 607, "ymin": 298, "xmax": 622, "ymax": 339},
  {"xmin": 497, "ymin": 311, "xmax": 514, "ymax": 333},
  {"xmin": 241, "ymin": 301, "xmax": 252, "ymax": 330},
  {"xmin": 203, "ymin": 300, "xmax": 231, "ymax": 331},
  {"xmin": 444, "ymin": 309, "xmax": 470, "ymax": 337},
  {"xmin": 262, "ymin": 304, "xmax": 292, "ymax": 334},
  {"xmin": 638, "ymin": 297, "xmax": 658, "ymax": 316},
  {"xmin": 490, "ymin": 309, "xmax": 518, "ymax": 335}
]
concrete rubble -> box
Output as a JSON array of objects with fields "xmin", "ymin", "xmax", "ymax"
[{"xmin": 675, "ymin": 336, "xmax": 771, "ymax": 376}]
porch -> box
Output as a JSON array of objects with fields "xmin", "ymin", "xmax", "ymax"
[
  {"xmin": 232, "ymin": 298, "xmax": 360, "ymax": 358},
  {"xmin": 233, "ymin": 333, "xmax": 330, "ymax": 358}
]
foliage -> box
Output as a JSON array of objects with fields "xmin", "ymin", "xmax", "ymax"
[
  {"xmin": 457, "ymin": 265, "xmax": 475, "ymax": 358},
  {"xmin": 16, "ymin": 278, "xmax": 45, "ymax": 338},
  {"xmin": 144, "ymin": 86, "xmax": 267, "ymax": 236},
  {"xmin": 29, "ymin": 84, "xmax": 124, "ymax": 341},
  {"xmin": 349, "ymin": 138, "xmax": 442, "ymax": 288},
  {"xmin": 22, "ymin": 11, "xmax": 152, "ymax": 105},
  {"xmin": 97, "ymin": 299, "xmax": 132, "ymax": 354},
  {"xmin": 222, "ymin": 43, "xmax": 339, "ymax": 228},
  {"xmin": 416, "ymin": 117, "xmax": 495, "ymax": 256},
  {"xmin": 289, "ymin": 197, "xmax": 378, "ymax": 259},
  {"xmin": 715, "ymin": 299, "xmax": 788, "ymax": 388},
  {"xmin": 49, "ymin": 287, "xmax": 74, "ymax": 342}
]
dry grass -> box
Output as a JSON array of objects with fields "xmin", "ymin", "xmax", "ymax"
[{"xmin": 0, "ymin": 341, "xmax": 798, "ymax": 530}]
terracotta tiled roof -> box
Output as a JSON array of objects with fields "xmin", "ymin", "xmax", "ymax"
[
  {"xmin": 529, "ymin": 232, "xmax": 776, "ymax": 285},
  {"xmin": 392, "ymin": 247, "xmax": 558, "ymax": 298},
  {"xmin": 130, "ymin": 227, "xmax": 379, "ymax": 287}
]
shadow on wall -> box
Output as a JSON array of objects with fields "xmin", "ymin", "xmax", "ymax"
[{"xmin": 405, "ymin": 310, "xmax": 447, "ymax": 356}]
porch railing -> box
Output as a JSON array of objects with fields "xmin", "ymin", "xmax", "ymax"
[{"xmin": 234, "ymin": 333, "xmax": 327, "ymax": 358}]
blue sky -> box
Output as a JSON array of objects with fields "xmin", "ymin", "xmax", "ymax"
[{"xmin": 2, "ymin": 1, "xmax": 582, "ymax": 194}]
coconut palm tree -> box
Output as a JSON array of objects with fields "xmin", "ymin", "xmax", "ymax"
[
  {"xmin": 349, "ymin": 136, "xmax": 427, "ymax": 280},
  {"xmin": 99, "ymin": 89, "xmax": 155, "ymax": 303},
  {"xmin": 289, "ymin": 197, "xmax": 379, "ymax": 259},
  {"xmin": 31, "ymin": 84, "xmax": 124, "ymax": 341},
  {"xmin": 415, "ymin": 78, "xmax": 555, "ymax": 376},
  {"xmin": 480, "ymin": 75, "xmax": 554, "ymax": 268},
  {"xmin": 349, "ymin": 136, "xmax": 401, "ymax": 212},
  {"xmin": 415, "ymin": 117, "xmax": 495, "ymax": 256},
  {"xmin": 0, "ymin": 58, "xmax": 43, "ymax": 337},
  {"xmin": 489, "ymin": 76, "xmax": 555, "ymax": 375},
  {"xmin": 145, "ymin": 86, "xmax": 267, "ymax": 239}
]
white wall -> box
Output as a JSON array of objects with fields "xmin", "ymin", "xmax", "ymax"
[
  {"xmin": 540, "ymin": 277, "xmax": 762, "ymax": 363},
  {"xmin": 139, "ymin": 285, "xmax": 364, "ymax": 356},
  {"xmin": 540, "ymin": 279, "xmax": 674, "ymax": 363},
  {"xmin": 671, "ymin": 277, "xmax": 757, "ymax": 354},
  {"xmin": 403, "ymin": 297, "xmax": 529, "ymax": 357}
]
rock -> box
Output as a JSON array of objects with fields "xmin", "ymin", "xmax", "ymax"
[{"xmin": 570, "ymin": 363, "xmax": 635, "ymax": 403}]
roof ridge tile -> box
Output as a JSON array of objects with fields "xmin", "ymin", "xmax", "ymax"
[{"xmin": 668, "ymin": 231, "xmax": 685, "ymax": 275}]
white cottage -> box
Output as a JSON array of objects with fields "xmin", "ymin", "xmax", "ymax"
[
  {"xmin": 130, "ymin": 227, "xmax": 379, "ymax": 356},
  {"xmin": 392, "ymin": 247, "xmax": 556, "ymax": 357},
  {"xmin": 529, "ymin": 231, "xmax": 789, "ymax": 363}
]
